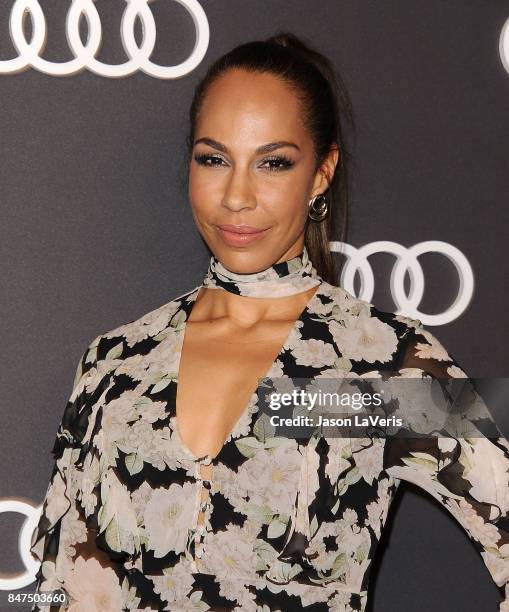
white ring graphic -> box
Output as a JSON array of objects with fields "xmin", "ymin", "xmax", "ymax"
[
  {"xmin": 500, "ymin": 16, "xmax": 509, "ymax": 75},
  {"xmin": 0, "ymin": 499, "xmax": 42, "ymax": 590},
  {"xmin": 330, "ymin": 240, "xmax": 474, "ymax": 326},
  {"xmin": 0, "ymin": 0, "xmax": 210, "ymax": 78}
]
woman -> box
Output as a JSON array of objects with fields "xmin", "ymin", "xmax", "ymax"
[{"xmin": 31, "ymin": 33, "xmax": 509, "ymax": 611}]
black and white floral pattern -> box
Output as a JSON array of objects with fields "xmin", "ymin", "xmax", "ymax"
[
  {"xmin": 30, "ymin": 251, "xmax": 509, "ymax": 611},
  {"xmin": 202, "ymin": 247, "xmax": 321, "ymax": 298}
]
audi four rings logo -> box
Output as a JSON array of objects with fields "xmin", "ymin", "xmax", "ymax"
[
  {"xmin": 0, "ymin": 0, "xmax": 210, "ymax": 78},
  {"xmin": 331, "ymin": 240, "xmax": 473, "ymax": 326},
  {"xmin": 0, "ymin": 4, "xmax": 507, "ymax": 78}
]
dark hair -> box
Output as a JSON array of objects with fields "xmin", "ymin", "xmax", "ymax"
[{"xmin": 186, "ymin": 31, "xmax": 355, "ymax": 285}]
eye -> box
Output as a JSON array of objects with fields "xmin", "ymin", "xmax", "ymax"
[
  {"xmin": 193, "ymin": 152, "xmax": 295, "ymax": 172},
  {"xmin": 260, "ymin": 155, "xmax": 295, "ymax": 172},
  {"xmin": 193, "ymin": 153, "xmax": 226, "ymax": 168}
]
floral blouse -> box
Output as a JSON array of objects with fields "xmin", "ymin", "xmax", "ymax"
[{"xmin": 30, "ymin": 250, "xmax": 509, "ymax": 611}]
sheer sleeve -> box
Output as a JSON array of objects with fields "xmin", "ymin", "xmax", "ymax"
[
  {"xmin": 384, "ymin": 320, "xmax": 509, "ymax": 611},
  {"xmin": 30, "ymin": 335, "xmax": 130, "ymax": 611}
]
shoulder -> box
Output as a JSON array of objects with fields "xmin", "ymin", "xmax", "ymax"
[
  {"xmin": 312, "ymin": 281, "xmax": 463, "ymax": 372},
  {"xmin": 313, "ymin": 279, "xmax": 422, "ymax": 338},
  {"xmin": 57, "ymin": 287, "xmax": 200, "ymax": 452},
  {"xmin": 100, "ymin": 286, "xmax": 199, "ymax": 348},
  {"xmin": 77, "ymin": 286, "xmax": 200, "ymax": 385}
]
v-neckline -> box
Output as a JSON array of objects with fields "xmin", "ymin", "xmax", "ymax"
[{"xmin": 172, "ymin": 281, "xmax": 323, "ymax": 466}]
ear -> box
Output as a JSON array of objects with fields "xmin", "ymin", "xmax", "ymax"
[{"xmin": 311, "ymin": 145, "xmax": 340, "ymax": 197}]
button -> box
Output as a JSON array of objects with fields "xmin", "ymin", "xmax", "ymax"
[{"xmin": 202, "ymin": 480, "xmax": 212, "ymax": 490}]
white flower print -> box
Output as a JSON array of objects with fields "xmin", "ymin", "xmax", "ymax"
[
  {"xmin": 324, "ymin": 437, "xmax": 353, "ymax": 484},
  {"xmin": 58, "ymin": 503, "xmax": 88, "ymax": 559},
  {"xmin": 396, "ymin": 367, "xmax": 426, "ymax": 378},
  {"xmin": 481, "ymin": 549, "xmax": 509, "ymax": 594},
  {"xmin": 144, "ymin": 482, "xmax": 196, "ymax": 556},
  {"xmin": 329, "ymin": 309, "xmax": 399, "ymax": 364},
  {"xmin": 98, "ymin": 469, "xmax": 140, "ymax": 555},
  {"xmin": 202, "ymin": 524, "xmax": 259, "ymax": 579},
  {"xmin": 117, "ymin": 330, "xmax": 184, "ymax": 384},
  {"xmin": 365, "ymin": 497, "xmax": 384, "ymax": 539},
  {"xmin": 319, "ymin": 284, "xmax": 369, "ymax": 318},
  {"xmin": 456, "ymin": 438, "xmax": 509, "ymax": 516},
  {"xmin": 43, "ymin": 468, "xmax": 69, "ymax": 526},
  {"xmin": 307, "ymin": 441, "xmax": 321, "ymax": 506},
  {"xmin": 211, "ymin": 462, "xmax": 249, "ymax": 512},
  {"xmin": 219, "ymin": 580, "xmax": 258, "ymax": 609},
  {"xmin": 305, "ymin": 519, "xmax": 371, "ymax": 591},
  {"xmin": 64, "ymin": 556, "xmax": 124, "ymax": 611},
  {"xmin": 292, "ymin": 338, "xmax": 338, "ymax": 367},
  {"xmin": 352, "ymin": 439, "xmax": 384, "ymax": 486},
  {"xmin": 150, "ymin": 558, "xmax": 195, "ymax": 603},
  {"xmin": 285, "ymin": 320, "xmax": 304, "ymax": 350},
  {"xmin": 104, "ymin": 301, "xmax": 181, "ymax": 348},
  {"xmin": 227, "ymin": 393, "xmax": 258, "ymax": 440},
  {"xmin": 342, "ymin": 508, "xmax": 358, "ymax": 526},
  {"xmin": 448, "ymin": 364, "xmax": 467, "ymax": 377},
  {"xmin": 236, "ymin": 442, "xmax": 302, "ymax": 516},
  {"xmin": 364, "ymin": 479, "xmax": 391, "ymax": 540},
  {"xmin": 445, "ymin": 498, "xmax": 501, "ymax": 547},
  {"xmin": 118, "ymin": 417, "xmax": 175, "ymax": 471},
  {"xmin": 80, "ymin": 453, "xmax": 100, "ymax": 517},
  {"xmin": 265, "ymin": 358, "xmax": 284, "ymax": 379},
  {"xmin": 413, "ymin": 327, "xmax": 452, "ymax": 361}
]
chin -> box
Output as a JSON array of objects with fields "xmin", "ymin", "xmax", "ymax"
[{"xmin": 212, "ymin": 244, "xmax": 279, "ymax": 274}]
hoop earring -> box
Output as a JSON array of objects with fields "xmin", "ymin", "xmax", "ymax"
[{"xmin": 308, "ymin": 193, "xmax": 328, "ymax": 222}]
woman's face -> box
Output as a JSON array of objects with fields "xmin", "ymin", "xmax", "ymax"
[{"xmin": 188, "ymin": 68, "xmax": 338, "ymax": 273}]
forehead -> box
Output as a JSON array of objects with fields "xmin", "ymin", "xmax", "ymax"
[{"xmin": 195, "ymin": 68, "xmax": 308, "ymax": 142}]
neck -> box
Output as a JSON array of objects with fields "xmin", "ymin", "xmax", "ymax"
[{"xmin": 202, "ymin": 246, "xmax": 322, "ymax": 299}]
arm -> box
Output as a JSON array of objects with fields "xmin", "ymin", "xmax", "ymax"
[
  {"xmin": 384, "ymin": 320, "xmax": 509, "ymax": 610},
  {"xmin": 30, "ymin": 335, "xmax": 131, "ymax": 611}
]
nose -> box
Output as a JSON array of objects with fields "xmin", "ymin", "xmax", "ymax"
[{"xmin": 221, "ymin": 165, "xmax": 257, "ymax": 212}]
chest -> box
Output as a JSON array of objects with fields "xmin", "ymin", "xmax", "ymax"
[{"xmin": 175, "ymin": 318, "xmax": 293, "ymax": 459}]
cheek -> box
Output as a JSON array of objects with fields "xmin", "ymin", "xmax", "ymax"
[
  {"xmin": 188, "ymin": 187, "xmax": 208, "ymax": 228},
  {"xmin": 188, "ymin": 170, "xmax": 213, "ymax": 218},
  {"xmin": 263, "ymin": 175, "xmax": 309, "ymax": 211},
  {"xmin": 258, "ymin": 164, "xmax": 314, "ymax": 203},
  {"xmin": 189, "ymin": 166, "xmax": 225, "ymax": 207},
  {"xmin": 189, "ymin": 197, "xmax": 213, "ymax": 228},
  {"xmin": 263, "ymin": 194, "xmax": 308, "ymax": 231}
]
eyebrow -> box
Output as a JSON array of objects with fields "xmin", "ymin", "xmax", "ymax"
[{"xmin": 193, "ymin": 137, "xmax": 301, "ymax": 154}]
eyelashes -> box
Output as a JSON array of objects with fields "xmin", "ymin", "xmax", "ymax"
[{"xmin": 193, "ymin": 153, "xmax": 295, "ymax": 172}]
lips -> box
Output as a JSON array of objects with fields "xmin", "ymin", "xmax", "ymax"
[
  {"xmin": 216, "ymin": 224, "xmax": 266, "ymax": 234},
  {"xmin": 215, "ymin": 224, "xmax": 269, "ymax": 246}
]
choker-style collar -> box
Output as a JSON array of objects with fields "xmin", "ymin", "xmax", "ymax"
[{"xmin": 202, "ymin": 246, "xmax": 322, "ymax": 298}]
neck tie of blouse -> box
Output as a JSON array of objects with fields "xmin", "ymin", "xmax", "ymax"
[{"xmin": 202, "ymin": 245, "xmax": 322, "ymax": 298}]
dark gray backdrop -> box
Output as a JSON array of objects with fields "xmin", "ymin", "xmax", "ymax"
[{"xmin": 1, "ymin": 1, "xmax": 508, "ymax": 610}]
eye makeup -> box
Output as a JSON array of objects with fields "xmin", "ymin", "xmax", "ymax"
[{"xmin": 193, "ymin": 152, "xmax": 295, "ymax": 172}]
